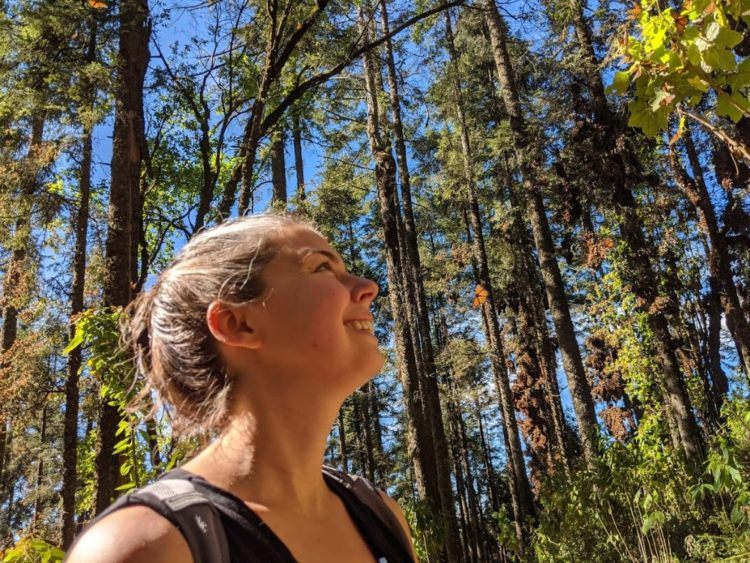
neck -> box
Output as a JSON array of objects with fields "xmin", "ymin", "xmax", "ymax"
[{"xmin": 185, "ymin": 390, "xmax": 344, "ymax": 514}]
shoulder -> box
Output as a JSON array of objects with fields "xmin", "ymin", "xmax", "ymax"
[
  {"xmin": 65, "ymin": 505, "xmax": 191, "ymax": 563},
  {"xmin": 377, "ymin": 490, "xmax": 418, "ymax": 561},
  {"xmin": 376, "ymin": 490, "xmax": 410, "ymax": 535}
]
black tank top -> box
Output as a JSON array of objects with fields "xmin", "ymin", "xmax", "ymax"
[{"xmin": 167, "ymin": 468, "xmax": 413, "ymax": 563}]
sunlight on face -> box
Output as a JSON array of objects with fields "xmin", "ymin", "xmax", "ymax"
[{"xmin": 249, "ymin": 227, "xmax": 383, "ymax": 393}]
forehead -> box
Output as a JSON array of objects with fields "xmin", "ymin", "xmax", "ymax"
[{"xmin": 275, "ymin": 227, "xmax": 335, "ymax": 260}]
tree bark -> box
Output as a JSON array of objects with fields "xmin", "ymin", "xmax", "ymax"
[
  {"xmin": 270, "ymin": 127, "xmax": 287, "ymax": 206},
  {"xmin": 677, "ymin": 128, "xmax": 750, "ymax": 375},
  {"xmin": 338, "ymin": 409, "xmax": 349, "ymax": 473},
  {"xmin": 562, "ymin": 0, "xmax": 705, "ymax": 466},
  {"xmin": 367, "ymin": 380, "xmax": 386, "ymax": 484},
  {"xmin": 61, "ymin": 19, "xmax": 96, "ymax": 547},
  {"xmin": 706, "ymin": 274, "xmax": 730, "ymax": 402},
  {"xmin": 480, "ymin": 0, "xmax": 600, "ymax": 466},
  {"xmin": 292, "ymin": 111, "xmax": 305, "ymax": 207},
  {"xmin": 1, "ymin": 116, "xmax": 45, "ymax": 357},
  {"xmin": 360, "ymin": 8, "xmax": 460, "ymax": 559},
  {"xmin": 96, "ymin": 0, "xmax": 150, "ymax": 515},
  {"xmin": 445, "ymin": 11, "xmax": 535, "ymax": 540},
  {"xmin": 33, "ymin": 406, "xmax": 48, "ymax": 527}
]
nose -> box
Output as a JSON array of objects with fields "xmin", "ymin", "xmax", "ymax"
[{"xmin": 351, "ymin": 274, "xmax": 379, "ymax": 304}]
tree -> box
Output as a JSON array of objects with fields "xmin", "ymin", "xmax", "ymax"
[{"xmin": 95, "ymin": 0, "xmax": 150, "ymax": 514}]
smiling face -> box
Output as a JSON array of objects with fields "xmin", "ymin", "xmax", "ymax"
[{"xmin": 244, "ymin": 227, "xmax": 383, "ymax": 394}]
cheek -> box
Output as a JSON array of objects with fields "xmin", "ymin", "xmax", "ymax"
[{"xmin": 296, "ymin": 289, "xmax": 347, "ymax": 348}]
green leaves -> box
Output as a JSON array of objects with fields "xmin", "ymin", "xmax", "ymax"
[
  {"xmin": 610, "ymin": 70, "xmax": 630, "ymax": 94},
  {"xmin": 616, "ymin": 0, "xmax": 750, "ymax": 136},
  {"xmin": 2, "ymin": 537, "xmax": 66, "ymax": 562}
]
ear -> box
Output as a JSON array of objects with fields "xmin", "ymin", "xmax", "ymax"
[{"xmin": 206, "ymin": 301, "xmax": 262, "ymax": 350}]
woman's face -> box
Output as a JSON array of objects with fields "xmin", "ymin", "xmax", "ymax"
[{"xmin": 247, "ymin": 226, "xmax": 382, "ymax": 391}]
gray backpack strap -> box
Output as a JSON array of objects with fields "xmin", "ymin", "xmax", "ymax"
[
  {"xmin": 322, "ymin": 466, "xmax": 412, "ymax": 559},
  {"xmin": 94, "ymin": 478, "xmax": 230, "ymax": 563}
]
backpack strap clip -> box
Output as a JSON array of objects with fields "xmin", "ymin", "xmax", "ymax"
[{"xmin": 96, "ymin": 478, "xmax": 230, "ymax": 563}]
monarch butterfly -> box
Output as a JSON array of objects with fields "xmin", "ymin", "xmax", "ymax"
[
  {"xmin": 670, "ymin": 9, "xmax": 688, "ymax": 33},
  {"xmin": 89, "ymin": 0, "xmax": 107, "ymax": 8},
  {"xmin": 472, "ymin": 284, "xmax": 489, "ymax": 309}
]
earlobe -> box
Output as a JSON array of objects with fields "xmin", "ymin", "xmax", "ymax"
[{"xmin": 206, "ymin": 301, "xmax": 261, "ymax": 350}]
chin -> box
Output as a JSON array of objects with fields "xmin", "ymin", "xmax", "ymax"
[{"xmin": 348, "ymin": 350, "xmax": 385, "ymax": 387}]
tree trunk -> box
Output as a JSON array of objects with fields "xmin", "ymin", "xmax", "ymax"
[
  {"xmin": 358, "ymin": 387, "xmax": 377, "ymax": 483},
  {"xmin": 33, "ymin": 406, "xmax": 47, "ymax": 527},
  {"xmin": 706, "ymin": 274, "xmax": 730, "ymax": 402},
  {"xmin": 0, "ymin": 422, "xmax": 7, "ymax": 492},
  {"xmin": 1, "ymin": 116, "xmax": 45, "ymax": 358},
  {"xmin": 475, "ymin": 398, "xmax": 500, "ymax": 514},
  {"xmin": 445, "ymin": 11, "xmax": 534, "ymax": 541},
  {"xmin": 678, "ymin": 128, "xmax": 750, "ymax": 375},
  {"xmin": 292, "ymin": 111, "xmax": 305, "ymax": 207},
  {"xmin": 350, "ymin": 393, "xmax": 369, "ymax": 477},
  {"xmin": 480, "ymin": 0, "xmax": 600, "ymax": 465},
  {"xmin": 96, "ymin": 0, "xmax": 150, "ymax": 515},
  {"xmin": 367, "ymin": 381, "xmax": 386, "ymax": 484},
  {"xmin": 454, "ymin": 388, "xmax": 483, "ymax": 561},
  {"xmin": 562, "ymin": 0, "xmax": 705, "ymax": 466},
  {"xmin": 270, "ymin": 127, "xmax": 287, "ymax": 207},
  {"xmin": 0, "ymin": 116, "xmax": 45, "ymax": 521},
  {"xmin": 359, "ymin": 8, "xmax": 460, "ymax": 559},
  {"xmin": 61, "ymin": 19, "xmax": 96, "ymax": 547},
  {"xmin": 194, "ymin": 117, "xmax": 216, "ymax": 233},
  {"xmin": 338, "ymin": 409, "xmax": 349, "ymax": 472}
]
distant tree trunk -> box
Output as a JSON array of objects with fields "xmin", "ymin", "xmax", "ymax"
[
  {"xmin": 705, "ymin": 275, "xmax": 730, "ymax": 402},
  {"xmin": 96, "ymin": 0, "xmax": 150, "ymax": 514},
  {"xmin": 33, "ymin": 406, "xmax": 48, "ymax": 526},
  {"xmin": 475, "ymin": 398, "xmax": 500, "ymax": 513},
  {"xmin": 0, "ymin": 422, "xmax": 7, "ymax": 491},
  {"xmin": 338, "ymin": 409, "xmax": 349, "ymax": 472},
  {"xmin": 508, "ymin": 303, "xmax": 555, "ymax": 485},
  {"xmin": 350, "ymin": 394, "xmax": 369, "ymax": 476},
  {"xmin": 292, "ymin": 111, "xmax": 305, "ymax": 207},
  {"xmin": 510, "ymin": 197, "xmax": 573, "ymax": 470},
  {"xmin": 452, "ymin": 387, "xmax": 483, "ymax": 561},
  {"xmin": 62, "ymin": 19, "xmax": 97, "ymax": 547},
  {"xmin": 451, "ymin": 455, "xmax": 472, "ymax": 563},
  {"xmin": 1, "ymin": 116, "xmax": 45, "ymax": 357},
  {"xmin": 270, "ymin": 127, "xmax": 287, "ymax": 207},
  {"xmin": 674, "ymin": 128, "xmax": 750, "ymax": 375},
  {"xmin": 479, "ymin": 0, "xmax": 600, "ymax": 465},
  {"xmin": 0, "ymin": 115, "xmax": 45, "ymax": 509},
  {"xmin": 358, "ymin": 388, "xmax": 377, "ymax": 483},
  {"xmin": 234, "ymin": 113, "xmax": 263, "ymax": 216},
  {"xmin": 359, "ymin": 8, "xmax": 460, "ymax": 560},
  {"xmin": 194, "ymin": 115, "xmax": 216, "ymax": 233},
  {"xmin": 366, "ymin": 381, "xmax": 386, "ymax": 483},
  {"xmin": 503, "ymin": 182, "xmax": 571, "ymax": 472},
  {"xmin": 564, "ymin": 0, "xmax": 704, "ymax": 466},
  {"xmin": 461, "ymin": 206, "xmax": 531, "ymax": 546},
  {"xmin": 2, "ymin": 424, "xmax": 15, "ymax": 531},
  {"xmin": 379, "ymin": 0, "xmax": 438, "ymax": 376},
  {"xmin": 445, "ymin": 11, "xmax": 534, "ymax": 542}
]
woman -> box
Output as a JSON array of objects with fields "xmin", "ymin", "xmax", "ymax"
[{"xmin": 67, "ymin": 215, "xmax": 417, "ymax": 562}]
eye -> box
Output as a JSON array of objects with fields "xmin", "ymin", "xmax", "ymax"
[{"xmin": 315, "ymin": 260, "xmax": 334, "ymax": 273}]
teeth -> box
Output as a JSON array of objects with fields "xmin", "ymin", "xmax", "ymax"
[{"xmin": 347, "ymin": 320, "xmax": 373, "ymax": 333}]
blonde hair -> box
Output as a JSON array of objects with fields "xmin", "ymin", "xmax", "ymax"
[{"xmin": 121, "ymin": 213, "xmax": 317, "ymax": 434}]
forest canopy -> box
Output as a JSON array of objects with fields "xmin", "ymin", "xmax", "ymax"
[{"xmin": 0, "ymin": 0, "xmax": 749, "ymax": 561}]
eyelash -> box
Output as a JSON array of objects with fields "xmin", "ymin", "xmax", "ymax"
[{"xmin": 315, "ymin": 261, "xmax": 334, "ymax": 272}]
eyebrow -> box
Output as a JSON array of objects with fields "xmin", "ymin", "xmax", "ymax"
[{"xmin": 298, "ymin": 248, "xmax": 346, "ymax": 267}]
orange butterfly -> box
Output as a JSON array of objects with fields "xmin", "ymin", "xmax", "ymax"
[
  {"xmin": 670, "ymin": 9, "xmax": 689, "ymax": 33},
  {"xmin": 472, "ymin": 284, "xmax": 489, "ymax": 309},
  {"xmin": 89, "ymin": 0, "xmax": 107, "ymax": 8}
]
